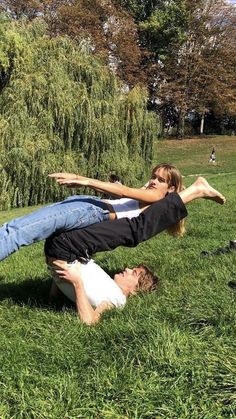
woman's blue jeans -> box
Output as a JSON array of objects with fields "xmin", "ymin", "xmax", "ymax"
[{"xmin": 0, "ymin": 195, "xmax": 110, "ymax": 261}]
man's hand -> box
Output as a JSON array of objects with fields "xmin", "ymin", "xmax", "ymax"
[
  {"xmin": 53, "ymin": 260, "xmax": 82, "ymax": 287},
  {"xmin": 52, "ymin": 260, "xmax": 113, "ymax": 325}
]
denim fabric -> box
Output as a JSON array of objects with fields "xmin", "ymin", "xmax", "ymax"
[{"xmin": 0, "ymin": 195, "xmax": 110, "ymax": 261}]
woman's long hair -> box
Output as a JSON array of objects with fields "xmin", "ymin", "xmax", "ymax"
[{"xmin": 151, "ymin": 163, "xmax": 186, "ymax": 237}]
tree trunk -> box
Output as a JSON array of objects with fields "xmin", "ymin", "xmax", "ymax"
[
  {"xmin": 200, "ymin": 113, "xmax": 205, "ymax": 135},
  {"xmin": 177, "ymin": 111, "xmax": 185, "ymax": 138}
]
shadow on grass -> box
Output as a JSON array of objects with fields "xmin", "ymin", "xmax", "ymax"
[{"xmin": 0, "ymin": 276, "xmax": 75, "ymax": 311}]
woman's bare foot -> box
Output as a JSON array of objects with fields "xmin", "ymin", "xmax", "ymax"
[
  {"xmin": 194, "ymin": 177, "xmax": 226, "ymax": 204},
  {"xmin": 179, "ymin": 177, "xmax": 226, "ymax": 205}
]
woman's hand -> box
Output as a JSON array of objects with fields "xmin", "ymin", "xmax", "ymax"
[
  {"xmin": 55, "ymin": 178, "xmax": 89, "ymax": 187},
  {"xmin": 49, "ymin": 173, "xmax": 89, "ymax": 187},
  {"xmin": 49, "ymin": 172, "xmax": 77, "ymax": 181}
]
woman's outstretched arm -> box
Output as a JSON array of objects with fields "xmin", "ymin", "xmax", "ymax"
[{"xmin": 49, "ymin": 173, "xmax": 169, "ymax": 203}]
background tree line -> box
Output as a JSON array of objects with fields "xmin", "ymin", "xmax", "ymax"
[
  {"xmin": 117, "ymin": 0, "xmax": 236, "ymax": 136},
  {"xmin": 0, "ymin": 0, "xmax": 236, "ymax": 208},
  {"xmin": 0, "ymin": 16, "xmax": 158, "ymax": 209}
]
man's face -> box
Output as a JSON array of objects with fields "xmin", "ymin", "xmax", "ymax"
[
  {"xmin": 147, "ymin": 168, "xmax": 169, "ymax": 193},
  {"xmin": 114, "ymin": 267, "xmax": 144, "ymax": 293}
]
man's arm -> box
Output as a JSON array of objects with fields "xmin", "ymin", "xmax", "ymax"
[{"xmin": 53, "ymin": 261, "xmax": 113, "ymax": 325}]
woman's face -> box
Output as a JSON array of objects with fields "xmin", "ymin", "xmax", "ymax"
[{"xmin": 147, "ymin": 168, "xmax": 169, "ymax": 191}]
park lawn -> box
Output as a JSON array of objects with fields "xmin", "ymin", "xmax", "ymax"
[
  {"xmin": 0, "ymin": 136, "xmax": 236, "ymax": 418},
  {"xmin": 155, "ymin": 135, "xmax": 236, "ymax": 176}
]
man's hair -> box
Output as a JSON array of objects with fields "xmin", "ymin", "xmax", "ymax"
[{"xmin": 135, "ymin": 264, "xmax": 160, "ymax": 293}]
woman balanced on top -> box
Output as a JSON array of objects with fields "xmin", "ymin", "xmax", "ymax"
[{"xmin": 0, "ymin": 163, "xmax": 225, "ymax": 261}]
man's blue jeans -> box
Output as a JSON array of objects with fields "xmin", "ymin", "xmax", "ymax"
[{"xmin": 0, "ymin": 195, "xmax": 109, "ymax": 261}]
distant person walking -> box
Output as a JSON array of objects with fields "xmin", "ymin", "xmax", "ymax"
[{"xmin": 209, "ymin": 148, "xmax": 216, "ymax": 163}]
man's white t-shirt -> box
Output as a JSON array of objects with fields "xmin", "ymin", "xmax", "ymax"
[{"xmin": 54, "ymin": 260, "xmax": 126, "ymax": 308}]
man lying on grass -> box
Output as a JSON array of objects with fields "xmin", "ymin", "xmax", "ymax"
[
  {"xmin": 45, "ymin": 178, "xmax": 225, "ymax": 325},
  {"xmin": 49, "ymin": 259, "xmax": 159, "ymax": 325}
]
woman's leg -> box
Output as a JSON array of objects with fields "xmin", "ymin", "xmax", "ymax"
[
  {"xmin": 0, "ymin": 196, "xmax": 109, "ymax": 261},
  {"xmin": 179, "ymin": 177, "xmax": 226, "ymax": 205}
]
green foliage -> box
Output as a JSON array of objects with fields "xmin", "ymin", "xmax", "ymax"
[
  {"xmin": 117, "ymin": 0, "xmax": 164, "ymax": 22},
  {"xmin": 119, "ymin": 0, "xmax": 236, "ymax": 137},
  {"xmin": 0, "ymin": 136, "xmax": 236, "ymax": 417},
  {"xmin": 140, "ymin": 0, "xmax": 188, "ymax": 57},
  {"xmin": 0, "ymin": 17, "xmax": 160, "ymax": 209}
]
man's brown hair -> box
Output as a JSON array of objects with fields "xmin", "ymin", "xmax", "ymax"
[{"xmin": 135, "ymin": 264, "xmax": 160, "ymax": 293}]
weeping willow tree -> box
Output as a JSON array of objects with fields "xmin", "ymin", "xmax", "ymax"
[{"xmin": 0, "ymin": 16, "xmax": 160, "ymax": 209}]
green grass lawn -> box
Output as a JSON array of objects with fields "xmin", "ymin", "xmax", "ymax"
[
  {"xmin": 155, "ymin": 135, "xmax": 236, "ymax": 176},
  {"xmin": 0, "ymin": 136, "xmax": 236, "ymax": 418}
]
